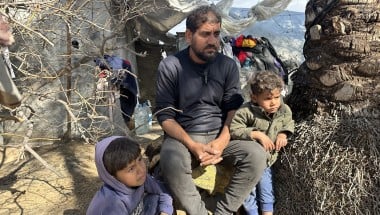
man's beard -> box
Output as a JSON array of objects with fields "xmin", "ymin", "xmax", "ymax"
[{"xmin": 192, "ymin": 45, "xmax": 218, "ymax": 62}]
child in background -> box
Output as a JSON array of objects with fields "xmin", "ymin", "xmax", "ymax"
[
  {"xmin": 87, "ymin": 136, "xmax": 173, "ymax": 215},
  {"xmin": 230, "ymin": 71, "xmax": 295, "ymax": 215}
]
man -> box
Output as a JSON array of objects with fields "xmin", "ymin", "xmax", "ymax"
[{"xmin": 155, "ymin": 5, "xmax": 267, "ymax": 215}]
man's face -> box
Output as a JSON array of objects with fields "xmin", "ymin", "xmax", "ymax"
[
  {"xmin": 115, "ymin": 155, "xmax": 147, "ymax": 187},
  {"xmin": 251, "ymin": 88, "xmax": 282, "ymax": 114},
  {"xmin": 186, "ymin": 14, "xmax": 221, "ymax": 63}
]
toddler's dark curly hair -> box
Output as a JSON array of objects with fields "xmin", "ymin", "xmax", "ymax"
[{"xmin": 249, "ymin": 71, "xmax": 284, "ymax": 95}]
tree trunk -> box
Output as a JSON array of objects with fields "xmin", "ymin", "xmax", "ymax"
[{"xmin": 288, "ymin": 0, "xmax": 379, "ymax": 116}]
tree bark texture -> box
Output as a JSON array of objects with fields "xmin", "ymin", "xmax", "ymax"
[{"xmin": 289, "ymin": 0, "xmax": 379, "ymax": 115}]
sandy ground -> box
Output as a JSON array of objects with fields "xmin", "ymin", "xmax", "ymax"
[{"xmin": 0, "ymin": 124, "xmax": 163, "ymax": 215}]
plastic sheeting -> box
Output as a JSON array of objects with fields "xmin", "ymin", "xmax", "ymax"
[{"xmin": 135, "ymin": 0, "xmax": 291, "ymax": 43}]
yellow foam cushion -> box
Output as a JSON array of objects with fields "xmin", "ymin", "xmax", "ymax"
[{"xmin": 192, "ymin": 164, "xmax": 233, "ymax": 195}]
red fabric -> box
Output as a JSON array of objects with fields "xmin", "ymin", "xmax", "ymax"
[
  {"xmin": 237, "ymin": 51, "xmax": 247, "ymax": 64},
  {"xmin": 98, "ymin": 71, "xmax": 108, "ymax": 78},
  {"xmin": 235, "ymin": 35, "xmax": 245, "ymax": 47}
]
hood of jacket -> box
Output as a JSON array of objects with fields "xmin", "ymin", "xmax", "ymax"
[{"xmin": 91, "ymin": 136, "xmax": 144, "ymax": 212}]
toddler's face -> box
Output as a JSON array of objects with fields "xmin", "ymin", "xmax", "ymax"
[
  {"xmin": 251, "ymin": 88, "xmax": 282, "ymax": 114},
  {"xmin": 115, "ymin": 155, "xmax": 147, "ymax": 187}
]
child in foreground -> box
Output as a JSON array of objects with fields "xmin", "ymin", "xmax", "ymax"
[
  {"xmin": 87, "ymin": 136, "xmax": 173, "ymax": 215},
  {"xmin": 230, "ymin": 71, "xmax": 295, "ymax": 215}
]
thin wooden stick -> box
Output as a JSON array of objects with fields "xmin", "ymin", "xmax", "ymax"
[{"xmin": 18, "ymin": 111, "xmax": 63, "ymax": 177}]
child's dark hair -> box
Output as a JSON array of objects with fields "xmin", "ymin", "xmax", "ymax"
[
  {"xmin": 103, "ymin": 137, "xmax": 141, "ymax": 176},
  {"xmin": 186, "ymin": 5, "xmax": 221, "ymax": 33},
  {"xmin": 249, "ymin": 71, "xmax": 284, "ymax": 95}
]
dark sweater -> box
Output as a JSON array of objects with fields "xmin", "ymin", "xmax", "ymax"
[{"xmin": 155, "ymin": 47, "xmax": 244, "ymax": 132}]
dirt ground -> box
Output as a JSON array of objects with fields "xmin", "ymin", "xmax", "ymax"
[{"xmin": 0, "ymin": 124, "xmax": 163, "ymax": 215}]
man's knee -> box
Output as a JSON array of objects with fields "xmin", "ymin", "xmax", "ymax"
[
  {"xmin": 160, "ymin": 149, "xmax": 180, "ymax": 170},
  {"xmin": 160, "ymin": 141, "xmax": 190, "ymax": 174},
  {"xmin": 242, "ymin": 142, "xmax": 267, "ymax": 173}
]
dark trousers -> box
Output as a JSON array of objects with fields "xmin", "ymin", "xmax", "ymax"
[{"xmin": 160, "ymin": 133, "xmax": 267, "ymax": 215}]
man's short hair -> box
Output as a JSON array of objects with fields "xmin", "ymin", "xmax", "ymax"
[
  {"xmin": 103, "ymin": 137, "xmax": 141, "ymax": 176},
  {"xmin": 186, "ymin": 5, "xmax": 222, "ymax": 33}
]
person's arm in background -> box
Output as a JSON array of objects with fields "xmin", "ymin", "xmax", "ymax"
[{"xmin": 0, "ymin": 15, "xmax": 14, "ymax": 46}]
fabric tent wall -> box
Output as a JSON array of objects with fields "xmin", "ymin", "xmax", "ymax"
[{"xmin": 134, "ymin": 0, "xmax": 292, "ymax": 44}]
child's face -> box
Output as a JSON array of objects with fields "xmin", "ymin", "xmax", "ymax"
[
  {"xmin": 251, "ymin": 88, "xmax": 282, "ymax": 114},
  {"xmin": 115, "ymin": 155, "xmax": 147, "ymax": 187}
]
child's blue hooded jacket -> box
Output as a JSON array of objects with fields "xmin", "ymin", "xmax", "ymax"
[{"xmin": 86, "ymin": 136, "xmax": 173, "ymax": 215}]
